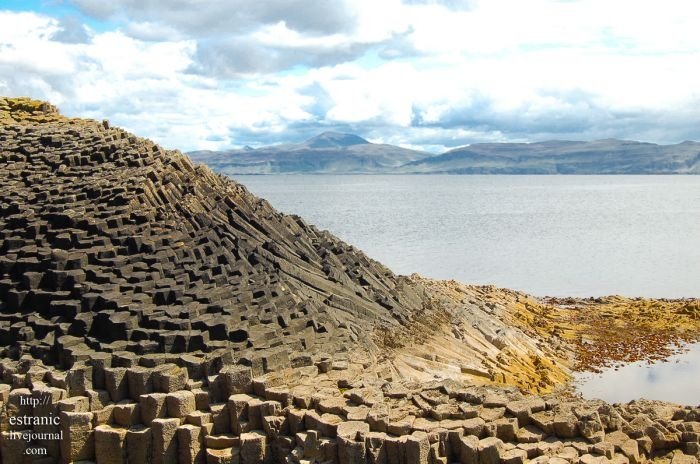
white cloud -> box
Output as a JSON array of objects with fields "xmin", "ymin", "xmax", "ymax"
[
  {"xmin": 0, "ymin": 11, "xmax": 320, "ymax": 150},
  {"xmin": 0, "ymin": 11, "xmax": 58, "ymax": 41},
  {"xmin": 3, "ymin": 1, "xmax": 700, "ymax": 151},
  {"xmin": 86, "ymin": 32, "xmax": 194, "ymax": 77}
]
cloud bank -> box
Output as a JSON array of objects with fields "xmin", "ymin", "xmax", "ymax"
[{"xmin": 2, "ymin": 0, "xmax": 700, "ymax": 152}]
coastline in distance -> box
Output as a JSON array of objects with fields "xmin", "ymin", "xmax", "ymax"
[{"xmin": 189, "ymin": 133, "xmax": 700, "ymax": 175}]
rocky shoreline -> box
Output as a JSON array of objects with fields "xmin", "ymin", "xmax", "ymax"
[
  {"xmin": 2, "ymin": 349, "xmax": 699, "ymax": 464},
  {"xmin": 0, "ymin": 97, "xmax": 698, "ymax": 464}
]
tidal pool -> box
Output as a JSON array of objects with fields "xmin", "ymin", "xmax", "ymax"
[{"xmin": 574, "ymin": 342, "xmax": 700, "ymax": 405}]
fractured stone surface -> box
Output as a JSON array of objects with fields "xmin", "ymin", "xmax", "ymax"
[{"xmin": 0, "ymin": 98, "xmax": 698, "ymax": 464}]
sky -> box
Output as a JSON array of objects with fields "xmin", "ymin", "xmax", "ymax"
[{"xmin": 1, "ymin": 0, "xmax": 700, "ymax": 153}]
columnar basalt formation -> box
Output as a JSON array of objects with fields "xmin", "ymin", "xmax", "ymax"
[
  {"xmin": 0, "ymin": 97, "xmax": 426, "ymax": 369},
  {"xmin": 0, "ymin": 97, "xmax": 698, "ymax": 464}
]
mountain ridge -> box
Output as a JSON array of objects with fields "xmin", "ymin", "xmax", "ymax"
[
  {"xmin": 188, "ymin": 132, "xmax": 433, "ymax": 174},
  {"xmin": 306, "ymin": 131, "xmax": 370, "ymax": 148},
  {"xmin": 190, "ymin": 135, "xmax": 700, "ymax": 174}
]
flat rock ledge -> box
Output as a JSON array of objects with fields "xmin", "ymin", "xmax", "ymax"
[{"xmin": 1, "ymin": 358, "xmax": 699, "ymax": 464}]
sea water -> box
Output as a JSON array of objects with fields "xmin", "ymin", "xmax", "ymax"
[
  {"xmin": 573, "ymin": 342, "xmax": 700, "ymax": 404},
  {"xmin": 236, "ymin": 175, "xmax": 700, "ymax": 298}
]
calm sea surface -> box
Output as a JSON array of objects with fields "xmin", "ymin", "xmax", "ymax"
[
  {"xmin": 236, "ymin": 175, "xmax": 700, "ymax": 298},
  {"xmin": 574, "ymin": 342, "xmax": 700, "ymax": 405}
]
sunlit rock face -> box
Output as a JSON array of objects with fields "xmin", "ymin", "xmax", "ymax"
[{"xmin": 0, "ymin": 98, "xmax": 698, "ymax": 464}]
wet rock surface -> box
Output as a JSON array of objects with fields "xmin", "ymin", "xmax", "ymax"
[{"xmin": 0, "ymin": 98, "xmax": 698, "ymax": 463}]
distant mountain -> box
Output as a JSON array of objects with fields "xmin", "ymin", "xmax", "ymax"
[
  {"xmin": 188, "ymin": 131, "xmax": 432, "ymax": 174},
  {"xmin": 188, "ymin": 135, "xmax": 700, "ymax": 174},
  {"xmin": 399, "ymin": 139, "xmax": 700, "ymax": 174},
  {"xmin": 305, "ymin": 131, "xmax": 369, "ymax": 148}
]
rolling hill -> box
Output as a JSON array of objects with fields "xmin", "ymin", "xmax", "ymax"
[
  {"xmin": 190, "ymin": 137, "xmax": 700, "ymax": 174},
  {"xmin": 188, "ymin": 131, "xmax": 433, "ymax": 174},
  {"xmin": 400, "ymin": 139, "xmax": 700, "ymax": 174}
]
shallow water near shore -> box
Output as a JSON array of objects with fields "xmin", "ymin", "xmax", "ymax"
[
  {"xmin": 573, "ymin": 342, "xmax": 700, "ymax": 405},
  {"xmin": 237, "ymin": 174, "xmax": 700, "ymax": 403},
  {"xmin": 236, "ymin": 174, "xmax": 700, "ymax": 298}
]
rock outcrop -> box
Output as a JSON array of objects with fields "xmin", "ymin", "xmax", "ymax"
[
  {"xmin": 0, "ymin": 97, "xmax": 698, "ymax": 464},
  {"xmin": 0, "ymin": 96, "xmax": 425, "ymax": 372}
]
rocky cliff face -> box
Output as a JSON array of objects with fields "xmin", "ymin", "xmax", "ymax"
[
  {"xmin": 1, "ymin": 98, "xmax": 698, "ymax": 464},
  {"xmin": 0, "ymin": 96, "xmax": 425, "ymax": 375}
]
